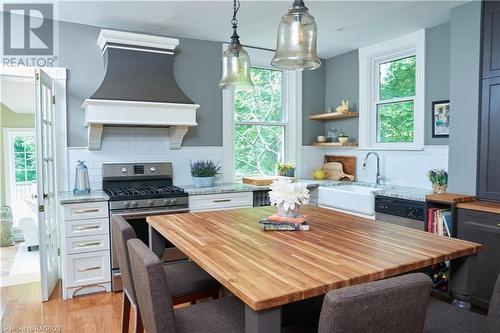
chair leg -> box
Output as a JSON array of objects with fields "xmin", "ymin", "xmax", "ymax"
[
  {"xmin": 133, "ymin": 305, "xmax": 144, "ymax": 333},
  {"xmin": 121, "ymin": 293, "xmax": 131, "ymax": 333}
]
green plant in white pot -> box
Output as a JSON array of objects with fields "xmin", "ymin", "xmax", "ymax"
[{"xmin": 190, "ymin": 160, "xmax": 222, "ymax": 188}]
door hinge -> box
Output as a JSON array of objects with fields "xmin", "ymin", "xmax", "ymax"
[
  {"xmin": 35, "ymin": 72, "xmax": 40, "ymax": 82},
  {"xmin": 52, "ymin": 95, "xmax": 56, "ymax": 105},
  {"xmin": 57, "ymin": 248, "xmax": 61, "ymax": 256},
  {"xmin": 38, "ymin": 205, "xmax": 45, "ymax": 213}
]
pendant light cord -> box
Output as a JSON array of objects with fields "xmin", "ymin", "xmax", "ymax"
[{"xmin": 230, "ymin": 0, "xmax": 241, "ymax": 45}]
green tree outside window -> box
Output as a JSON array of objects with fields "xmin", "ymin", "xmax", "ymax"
[
  {"xmin": 234, "ymin": 68, "xmax": 284, "ymax": 178},
  {"xmin": 13, "ymin": 136, "xmax": 37, "ymax": 183},
  {"xmin": 377, "ymin": 56, "xmax": 416, "ymax": 143}
]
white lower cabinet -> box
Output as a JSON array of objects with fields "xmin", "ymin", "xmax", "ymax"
[
  {"xmin": 60, "ymin": 200, "xmax": 111, "ymax": 299},
  {"xmin": 189, "ymin": 192, "xmax": 253, "ymax": 212}
]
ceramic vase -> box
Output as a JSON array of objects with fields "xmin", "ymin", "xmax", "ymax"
[{"xmin": 0, "ymin": 206, "xmax": 14, "ymax": 247}]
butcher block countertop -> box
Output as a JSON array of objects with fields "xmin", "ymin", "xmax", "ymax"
[{"xmin": 147, "ymin": 206, "xmax": 481, "ymax": 311}]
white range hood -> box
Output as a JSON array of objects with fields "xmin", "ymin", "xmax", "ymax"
[{"xmin": 82, "ymin": 30, "xmax": 199, "ymax": 150}]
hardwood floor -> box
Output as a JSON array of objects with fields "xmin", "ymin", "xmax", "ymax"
[{"xmin": 0, "ymin": 282, "xmax": 124, "ymax": 332}]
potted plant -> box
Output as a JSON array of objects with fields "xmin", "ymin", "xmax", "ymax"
[
  {"xmin": 269, "ymin": 178, "xmax": 310, "ymax": 217},
  {"xmin": 190, "ymin": 160, "xmax": 222, "ymax": 188},
  {"xmin": 337, "ymin": 132, "xmax": 350, "ymax": 145},
  {"xmin": 276, "ymin": 162, "xmax": 296, "ymax": 177},
  {"xmin": 427, "ymin": 169, "xmax": 448, "ymax": 193}
]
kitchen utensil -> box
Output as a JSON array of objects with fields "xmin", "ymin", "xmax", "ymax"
[{"xmin": 73, "ymin": 160, "xmax": 91, "ymax": 194}]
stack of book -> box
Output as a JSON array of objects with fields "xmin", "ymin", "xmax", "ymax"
[
  {"xmin": 427, "ymin": 208, "xmax": 452, "ymax": 237},
  {"xmin": 259, "ymin": 213, "xmax": 310, "ymax": 231}
]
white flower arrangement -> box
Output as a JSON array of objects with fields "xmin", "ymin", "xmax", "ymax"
[{"xmin": 268, "ymin": 178, "xmax": 310, "ymax": 211}]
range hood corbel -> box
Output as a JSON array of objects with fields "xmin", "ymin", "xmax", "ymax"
[{"xmin": 82, "ymin": 29, "xmax": 200, "ymax": 150}]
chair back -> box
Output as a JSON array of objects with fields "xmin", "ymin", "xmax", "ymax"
[
  {"xmin": 111, "ymin": 216, "xmax": 138, "ymax": 304},
  {"xmin": 318, "ymin": 273, "xmax": 432, "ymax": 333},
  {"xmin": 487, "ymin": 272, "xmax": 500, "ymax": 332},
  {"xmin": 128, "ymin": 238, "xmax": 177, "ymax": 333}
]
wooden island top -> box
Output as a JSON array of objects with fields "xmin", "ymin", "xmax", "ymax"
[{"xmin": 147, "ymin": 206, "xmax": 480, "ymax": 311}]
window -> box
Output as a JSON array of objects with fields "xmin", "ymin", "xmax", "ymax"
[
  {"xmin": 234, "ymin": 68, "xmax": 284, "ymax": 178},
  {"xmin": 222, "ymin": 46, "xmax": 302, "ymax": 182},
  {"xmin": 14, "ymin": 135, "xmax": 37, "ymax": 183},
  {"xmin": 359, "ymin": 30, "xmax": 425, "ymax": 150}
]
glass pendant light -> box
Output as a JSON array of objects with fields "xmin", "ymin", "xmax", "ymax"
[
  {"xmin": 219, "ymin": 0, "xmax": 253, "ymax": 90},
  {"xmin": 272, "ymin": 0, "xmax": 321, "ymax": 71}
]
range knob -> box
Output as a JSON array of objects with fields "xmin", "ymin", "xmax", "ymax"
[
  {"xmin": 163, "ymin": 199, "xmax": 169, "ymax": 205},
  {"xmin": 121, "ymin": 167, "xmax": 128, "ymax": 174},
  {"xmin": 123, "ymin": 201, "xmax": 131, "ymax": 209},
  {"xmin": 131, "ymin": 201, "xmax": 138, "ymax": 208},
  {"xmin": 170, "ymin": 198, "xmax": 177, "ymax": 205},
  {"xmin": 147, "ymin": 200, "xmax": 154, "ymax": 207},
  {"xmin": 149, "ymin": 166, "xmax": 156, "ymax": 173}
]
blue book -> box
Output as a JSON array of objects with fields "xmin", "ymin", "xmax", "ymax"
[{"xmin": 442, "ymin": 212, "xmax": 452, "ymax": 237}]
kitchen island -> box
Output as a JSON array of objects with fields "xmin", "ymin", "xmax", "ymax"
[{"xmin": 147, "ymin": 206, "xmax": 480, "ymax": 333}]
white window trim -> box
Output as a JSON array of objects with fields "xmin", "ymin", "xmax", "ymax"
[
  {"xmin": 222, "ymin": 45, "xmax": 302, "ymax": 182},
  {"xmin": 359, "ymin": 30, "xmax": 425, "ymax": 150}
]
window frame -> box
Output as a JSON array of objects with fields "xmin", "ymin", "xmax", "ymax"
[
  {"xmin": 359, "ymin": 30, "xmax": 425, "ymax": 150},
  {"xmin": 222, "ymin": 45, "xmax": 302, "ymax": 182}
]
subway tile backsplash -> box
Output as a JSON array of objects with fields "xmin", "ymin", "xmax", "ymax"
[
  {"xmin": 67, "ymin": 127, "xmax": 223, "ymax": 191},
  {"xmin": 67, "ymin": 127, "xmax": 448, "ymax": 191}
]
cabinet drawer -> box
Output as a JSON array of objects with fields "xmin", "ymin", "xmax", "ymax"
[
  {"xmin": 189, "ymin": 192, "xmax": 253, "ymax": 212},
  {"xmin": 63, "ymin": 202, "xmax": 108, "ymax": 221},
  {"xmin": 65, "ymin": 218, "xmax": 109, "ymax": 238},
  {"xmin": 65, "ymin": 234, "xmax": 110, "ymax": 255},
  {"xmin": 66, "ymin": 251, "xmax": 111, "ymax": 288}
]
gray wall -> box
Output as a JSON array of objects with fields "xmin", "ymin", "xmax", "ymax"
[
  {"xmin": 425, "ymin": 22, "xmax": 450, "ymax": 145},
  {"xmin": 302, "ymin": 64, "xmax": 326, "ymax": 145},
  {"xmin": 322, "ymin": 22, "xmax": 452, "ymax": 145},
  {"xmin": 447, "ymin": 1, "xmax": 482, "ymax": 195},
  {"xmin": 324, "ymin": 50, "xmax": 359, "ymax": 141},
  {"xmin": 58, "ymin": 20, "xmax": 223, "ymax": 147},
  {"xmin": 57, "ymin": 20, "xmax": 324, "ymax": 147}
]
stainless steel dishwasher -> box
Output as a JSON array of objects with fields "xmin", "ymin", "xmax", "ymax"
[{"xmin": 375, "ymin": 196, "xmax": 425, "ymax": 231}]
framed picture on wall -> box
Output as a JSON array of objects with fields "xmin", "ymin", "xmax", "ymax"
[{"xmin": 432, "ymin": 100, "xmax": 450, "ymax": 138}]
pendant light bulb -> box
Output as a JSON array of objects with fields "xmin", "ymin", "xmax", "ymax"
[
  {"xmin": 272, "ymin": 0, "xmax": 321, "ymax": 71},
  {"xmin": 219, "ymin": 0, "xmax": 254, "ymax": 90}
]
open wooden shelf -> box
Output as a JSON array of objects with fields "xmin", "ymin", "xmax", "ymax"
[
  {"xmin": 311, "ymin": 142, "xmax": 358, "ymax": 147},
  {"xmin": 309, "ymin": 112, "xmax": 358, "ymax": 121}
]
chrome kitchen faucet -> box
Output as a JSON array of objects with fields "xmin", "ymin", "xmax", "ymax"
[{"xmin": 363, "ymin": 152, "xmax": 384, "ymax": 186}]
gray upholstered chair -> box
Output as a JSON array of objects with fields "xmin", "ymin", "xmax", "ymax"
[
  {"xmin": 425, "ymin": 273, "xmax": 500, "ymax": 333},
  {"xmin": 111, "ymin": 216, "xmax": 220, "ymax": 333},
  {"xmin": 317, "ymin": 273, "xmax": 432, "ymax": 333},
  {"xmin": 127, "ymin": 238, "xmax": 245, "ymax": 333}
]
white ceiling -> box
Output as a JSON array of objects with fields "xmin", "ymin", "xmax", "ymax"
[
  {"xmin": 0, "ymin": 78, "xmax": 34, "ymax": 114},
  {"xmin": 55, "ymin": 1, "xmax": 467, "ymax": 58}
]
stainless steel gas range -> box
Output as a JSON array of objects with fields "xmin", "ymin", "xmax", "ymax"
[{"xmin": 103, "ymin": 162, "xmax": 189, "ymax": 291}]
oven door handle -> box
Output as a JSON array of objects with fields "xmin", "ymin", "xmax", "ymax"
[{"xmin": 111, "ymin": 208, "xmax": 190, "ymax": 218}]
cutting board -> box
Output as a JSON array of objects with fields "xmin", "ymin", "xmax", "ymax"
[
  {"xmin": 242, "ymin": 176, "xmax": 294, "ymax": 186},
  {"xmin": 242, "ymin": 176, "xmax": 275, "ymax": 186},
  {"xmin": 324, "ymin": 155, "xmax": 356, "ymax": 180}
]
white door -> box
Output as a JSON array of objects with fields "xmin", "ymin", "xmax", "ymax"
[{"xmin": 35, "ymin": 68, "xmax": 59, "ymax": 301}]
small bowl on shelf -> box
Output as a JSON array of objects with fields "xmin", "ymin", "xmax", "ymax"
[
  {"xmin": 338, "ymin": 137, "xmax": 349, "ymax": 144},
  {"xmin": 317, "ymin": 135, "xmax": 326, "ymax": 143}
]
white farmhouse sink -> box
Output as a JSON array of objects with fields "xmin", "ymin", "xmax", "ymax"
[{"xmin": 318, "ymin": 185, "xmax": 384, "ymax": 216}]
